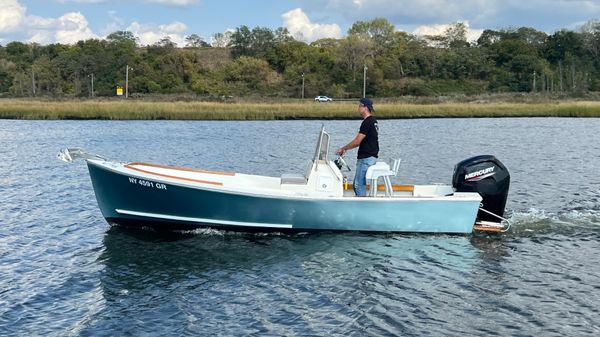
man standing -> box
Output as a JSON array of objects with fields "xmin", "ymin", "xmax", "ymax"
[{"xmin": 336, "ymin": 97, "xmax": 379, "ymax": 197}]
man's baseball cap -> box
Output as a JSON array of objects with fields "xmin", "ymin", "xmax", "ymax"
[{"xmin": 359, "ymin": 97, "xmax": 374, "ymax": 112}]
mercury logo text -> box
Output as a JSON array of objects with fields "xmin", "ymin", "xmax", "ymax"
[{"xmin": 465, "ymin": 166, "xmax": 495, "ymax": 181}]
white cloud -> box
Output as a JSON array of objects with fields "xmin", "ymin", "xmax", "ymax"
[
  {"xmin": 127, "ymin": 21, "xmax": 188, "ymax": 46},
  {"xmin": 0, "ymin": 0, "xmax": 27, "ymax": 33},
  {"xmin": 55, "ymin": 12, "xmax": 97, "ymax": 44},
  {"xmin": 1, "ymin": 0, "xmax": 195, "ymax": 45},
  {"xmin": 413, "ymin": 22, "xmax": 484, "ymax": 42},
  {"xmin": 28, "ymin": 15, "xmax": 57, "ymax": 30},
  {"xmin": 24, "ymin": 12, "xmax": 98, "ymax": 44},
  {"xmin": 0, "ymin": 0, "xmax": 98, "ymax": 44},
  {"xmin": 282, "ymin": 8, "xmax": 342, "ymax": 42}
]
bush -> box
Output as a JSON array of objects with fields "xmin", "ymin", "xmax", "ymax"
[
  {"xmin": 147, "ymin": 80, "xmax": 161, "ymax": 93},
  {"xmin": 328, "ymin": 83, "xmax": 346, "ymax": 98}
]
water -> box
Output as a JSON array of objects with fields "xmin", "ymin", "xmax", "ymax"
[{"xmin": 1, "ymin": 118, "xmax": 599, "ymax": 336}]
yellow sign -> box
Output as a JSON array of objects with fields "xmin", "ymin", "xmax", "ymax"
[{"xmin": 116, "ymin": 86, "xmax": 123, "ymax": 96}]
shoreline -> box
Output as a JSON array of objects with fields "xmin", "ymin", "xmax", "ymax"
[{"xmin": 1, "ymin": 99, "xmax": 600, "ymax": 120}]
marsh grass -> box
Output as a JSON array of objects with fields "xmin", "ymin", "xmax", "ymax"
[{"xmin": 1, "ymin": 99, "xmax": 600, "ymax": 120}]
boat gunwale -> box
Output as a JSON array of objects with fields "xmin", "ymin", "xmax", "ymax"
[
  {"xmin": 124, "ymin": 162, "xmax": 224, "ymax": 186},
  {"xmin": 125, "ymin": 161, "xmax": 235, "ymax": 176}
]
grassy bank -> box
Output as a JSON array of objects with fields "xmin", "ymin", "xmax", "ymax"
[{"xmin": 1, "ymin": 99, "xmax": 600, "ymax": 120}]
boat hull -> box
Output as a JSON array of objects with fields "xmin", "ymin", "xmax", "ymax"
[{"xmin": 87, "ymin": 161, "xmax": 481, "ymax": 234}]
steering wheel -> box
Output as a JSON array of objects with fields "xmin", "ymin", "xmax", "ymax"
[{"xmin": 334, "ymin": 155, "xmax": 351, "ymax": 172}]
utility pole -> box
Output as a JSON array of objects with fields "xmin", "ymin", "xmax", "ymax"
[
  {"xmin": 301, "ymin": 73, "xmax": 305, "ymax": 99},
  {"xmin": 363, "ymin": 64, "xmax": 368, "ymax": 98},
  {"xmin": 126, "ymin": 65, "xmax": 132, "ymax": 98},
  {"xmin": 532, "ymin": 70, "xmax": 536, "ymax": 93}
]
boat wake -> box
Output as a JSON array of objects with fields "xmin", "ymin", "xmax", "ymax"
[
  {"xmin": 180, "ymin": 227, "xmax": 306, "ymax": 237},
  {"xmin": 181, "ymin": 227, "xmax": 231, "ymax": 236},
  {"xmin": 505, "ymin": 208, "xmax": 600, "ymax": 236}
]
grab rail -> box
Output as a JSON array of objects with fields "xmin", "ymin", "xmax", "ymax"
[
  {"xmin": 57, "ymin": 148, "xmax": 106, "ymax": 163},
  {"xmin": 478, "ymin": 205, "xmax": 512, "ymax": 232}
]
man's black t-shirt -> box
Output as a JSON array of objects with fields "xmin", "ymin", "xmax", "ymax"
[{"xmin": 357, "ymin": 115, "xmax": 379, "ymax": 159}]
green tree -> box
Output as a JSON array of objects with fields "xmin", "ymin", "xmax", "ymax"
[
  {"xmin": 348, "ymin": 17, "xmax": 395, "ymax": 58},
  {"xmin": 212, "ymin": 31, "xmax": 232, "ymax": 48},
  {"xmin": 0, "ymin": 19, "xmax": 597, "ymax": 99},
  {"xmin": 514, "ymin": 27, "xmax": 547, "ymax": 46},
  {"xmin": 106, "ymin": 31, "xmax": 138, "ymax": 46},
  {"xmin": 0, "ymin": 59, "xmax": 15, "ymax": 93},
  {"xmin": 581, "ymin": 19, "xmax": 600, "ymax": 61},
  {"xmin": 155, "ymin": 37, "xmax": 177, "ymax": 49},
  {"xmin": 477, "ymin": 29, "xmax": 502, "ymax": 47},
  {"xmin": 543, "ymin": 30, "xmax": 583, "ymax": 64},
  {"xmin": 348, "ymin": 18, "xmax": 395, "ymax": 46},
  {"xmin": 185, "ymin": 34, "xmax": 210, "ymax": 48},
  {"xmin": 444, "ymin": 22, "xmax": 469, "ymax": 48},
  {"xmin": 229, "ymin": 25, "xmax": 253, "ymax": 57},
  {"xmin": 339, "ymin": 34, "xmax": 374, "ymax": 82},
  {"xmin": 229, "ymin": 25, "xmax": 290, "ymax": 60},
  {"xmin": 32, "ymin": 55, "xmax": 61, "ymax": 95},
  {"xmin": 222, "ymin": 56, "xmax": 281, "ymax": 94},
  {"xmin": 4, "ymin": 42, "xmax": 33, "ymax": 68}
]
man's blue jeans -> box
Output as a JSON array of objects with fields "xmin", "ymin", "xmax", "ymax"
[{"xmin": 354, "ymin": 156, "xmax": 377, "ymax": 197}]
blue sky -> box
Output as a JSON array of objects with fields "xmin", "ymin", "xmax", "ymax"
[{"xmin": 1, "ymin": 0, "xmax": 599, "ymax": 46}]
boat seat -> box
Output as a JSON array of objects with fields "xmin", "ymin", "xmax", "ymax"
[
  {"xmin": 366, "ymin": 159, "xmax": 401, "ymax": 197},
  {"xmin": 281, "ymin": 160, "xmax": 314, "ymax": 185},
  {"xmin": 281, "ymin": 173, "xmax": 307, "ymax": 184}
]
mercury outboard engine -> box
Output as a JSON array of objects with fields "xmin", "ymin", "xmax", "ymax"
[{"xmin": 452, "ymin": 155, "xmax": 510, "ymax": 224}]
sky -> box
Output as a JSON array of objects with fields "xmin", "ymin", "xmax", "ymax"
[{"xmin": 1, "ymin": 0, "xmax": 599, "ymax": 46}]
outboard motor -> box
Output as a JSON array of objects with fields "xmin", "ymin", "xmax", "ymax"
[{"xmin": 452, "ymin": 155, "xmax": 510, "ymax": 225}]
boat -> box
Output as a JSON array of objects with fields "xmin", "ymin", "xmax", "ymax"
[{"xmin": 57, "ymin": 127, "xmax": 511, "ymax": 234}]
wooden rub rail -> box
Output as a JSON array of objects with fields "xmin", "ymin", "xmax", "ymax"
[
  {"xmin": 124, "ymin": 162, "xmax": 231, "ymax": 186},
  {"xmin": 126, "ymin": 162, "xmax": 235, "ymax": 176}
]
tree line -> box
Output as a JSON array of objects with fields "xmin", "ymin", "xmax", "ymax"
[{"xmin": 0, "ymin": 18, "xmax": 599, "ymax": 99}]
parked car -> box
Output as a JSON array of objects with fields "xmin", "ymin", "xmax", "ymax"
[{"xmin": 314, "ymin": 95, "xmax": 333, "ymax": 102}]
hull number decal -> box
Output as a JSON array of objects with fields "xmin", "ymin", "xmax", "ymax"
[{"xmin": 129, "ymin": 177, "xmax": 167, "ymax": 190}]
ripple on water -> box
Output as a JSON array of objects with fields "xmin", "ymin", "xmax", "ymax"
[{"xmin": 2, "ymin": 119, "xmax": 600, "ymax": 336}]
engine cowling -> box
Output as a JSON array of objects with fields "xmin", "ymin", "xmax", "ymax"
[{"xmin": 452, "ymin": 155, "xmax": 510, "ymax": 222}]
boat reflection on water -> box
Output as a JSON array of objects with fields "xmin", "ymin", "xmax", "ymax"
[
  {"xmin": 96, "ymin": 227, "xmax": 339, "ymax": 301},
  {"xmin": 98, "ymin": 227, "xmax": 310, "ymax": 284},
  {"xmin": 98, "ymin": 228, "xmax": 487, "ymax": 282},
  {"xmin": 94, "ymin": 228, "xmax": 526, "ymax": 335},
  {"xmin": 100, "ymin": 226, "xmax": 481, "ymax": 294}
]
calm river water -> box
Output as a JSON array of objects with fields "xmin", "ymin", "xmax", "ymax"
[{"xmin": 1, "ymin": 118, "xmax": 599, "ymax": 336}]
